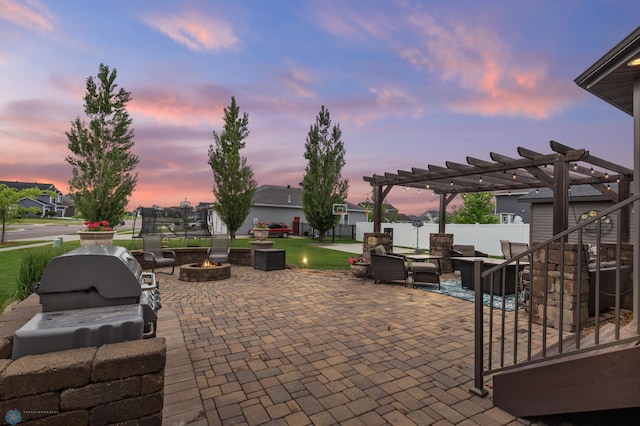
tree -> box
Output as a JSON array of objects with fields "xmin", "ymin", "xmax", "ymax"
[
  {"xmin": 207, "ymin": 96, "xmax": 257, "ymax": 241},
  {"xmin": 0, "ymin": 185, "xmax": 46, "ymax": 243},
  {"xmin": 450, "ymin": 192, "xmax": 499, "ymax": 224},
  {"xmin": 301, "ymin": 106, "xmax": 349, "ymax": 242},
  {"xmin": 65, "ymin": 64, "xmax": 138, "ymax": 227}
]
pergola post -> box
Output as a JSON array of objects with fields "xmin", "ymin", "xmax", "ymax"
[{"xmin": 552, "ymin": 158, "xmax": 569, "ymax": 238}]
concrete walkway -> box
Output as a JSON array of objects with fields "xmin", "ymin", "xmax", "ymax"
[{"xmin": 157, "ymin": 266, "xmax": 526, "ymax": 426}]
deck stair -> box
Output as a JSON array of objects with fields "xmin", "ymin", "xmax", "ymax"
[{"xmin": 493, "ymin": 320, "xmax": 640, "ymax": 417}]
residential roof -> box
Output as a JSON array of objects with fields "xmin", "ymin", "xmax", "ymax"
[
  {"xmin": 253, "ymin": 185, "xmax": 364, "ymax": 211},
  {"xmin": 0, "ymin": 180, "xmax": 61, "ymax": 194},
  {"xmin": 574, "ymin": 26, "xmax": 640, "ymax": 116},
  {"xmin": 518, "ymin": 184, "xmax": 622, "ymax": 203}
]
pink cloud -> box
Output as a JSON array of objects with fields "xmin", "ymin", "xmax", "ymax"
[
  {"xmin": 0, "ymin": 0, "xmax": 55, "ymax": 32},
  {"xmin": 401, "ymin": 13, "xmax": 578, "ymax": 119},
  {"xmin": 130, "ymin": 84, "xmax": 234, "ymax": 125},
  {"xmin": 141, "ymin": 10, "xmax": 239, "ymax": 51}
]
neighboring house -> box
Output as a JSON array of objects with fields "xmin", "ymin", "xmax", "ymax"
[
  {"xmin": 0, "ymin": 180, "xmax": 68, "ymax": 217},
  {"xmin": 494, "ymin": 190, "xmax": 531, "ymax": 224},
  {"xmin": 518, "ymin": 184, "xmax": 628, "ymax": 244},
  {"xmin": 219, "ymin": 185, "xmax": 367, "ymax": 235}
]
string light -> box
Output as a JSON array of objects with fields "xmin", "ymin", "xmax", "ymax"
[
  {"xmin": 590, "ymin": 167, "xmax": 595, "ymax": 175},
  {"xmin": 450, "ymin": 180, "xmax": 454, "ymax": 186},
  {"xmin": 607, "ymin": 184, "xmax": 611, "ymax": 191},
  {"xmin": 535, "ymin": 188, "xmax": 539, "ymax": 194},
  {"xmin": 573, "ymin": 163, "xmax": 579, "ymax": 171},
  {"xmin": 512, "ymin": 172, "xmax": 517, "ymax": 180},
  {"xmin": 426, "ymin": 183, "xmax": 430, "ymax": 189},
  {"xmin": 616, "ymin": 177, "xmax": 621, "ymax": 183},
  {"xmin": 478, "ymin": 176, "xmax": 483, "ymax": 183},
  {"xmin": 604, "ymin": 171, "xmax": 609, "ymax": 179}
]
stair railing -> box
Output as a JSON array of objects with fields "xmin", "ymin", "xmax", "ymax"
[{"xmin": 471, "ymin": 193, "xmax": 640, "ymax": 396}]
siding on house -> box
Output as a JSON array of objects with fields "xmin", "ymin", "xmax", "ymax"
[{"xmin": 522, "ymin": 185, "xmax": 633, "ymax": 245}]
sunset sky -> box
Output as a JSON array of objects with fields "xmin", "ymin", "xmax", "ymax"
[{"xmin": 1, "ymin": 1, "xmax": 639, "ymax": 215}]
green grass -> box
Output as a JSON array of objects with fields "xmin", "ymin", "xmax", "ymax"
[{"xmin": 0, "ymin": 237, "xmax": 359, "ymax": 312}]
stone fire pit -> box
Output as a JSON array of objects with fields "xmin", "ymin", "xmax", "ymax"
[{"xmin": 179, "ymin": 261, "xmax": 231, "ymax": 282}]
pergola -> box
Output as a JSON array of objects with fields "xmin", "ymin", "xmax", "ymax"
[{"xmin": 363, "ymin": 140, "xmax": 633, "ymax": 239}]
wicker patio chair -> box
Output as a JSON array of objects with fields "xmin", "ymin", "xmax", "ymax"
[{"xmin": 369, "ymin": 245, "xmax": 408, "ymax": 285}]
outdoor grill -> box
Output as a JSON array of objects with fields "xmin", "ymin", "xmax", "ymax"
[{"xmin": 12, "ymin": 245, "xmax": 161, "ymax": 359}]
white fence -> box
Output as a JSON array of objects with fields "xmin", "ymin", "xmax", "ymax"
[{"xmin": 356, "ymin": 222, "xmax": 530, "ymax": 257}]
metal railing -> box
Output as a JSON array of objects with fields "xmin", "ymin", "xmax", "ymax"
[{"xmin": 471, "ymin": 193, "xmax": 640, "ymax": 396}]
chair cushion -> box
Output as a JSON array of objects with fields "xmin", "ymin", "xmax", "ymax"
[
  {"xmin": 411, "ymin": 263, "xmax": 437, "ymax": 272},
  {"xmin": 374, "ymin": 245, "xmax": 386, "ymax": 255}
]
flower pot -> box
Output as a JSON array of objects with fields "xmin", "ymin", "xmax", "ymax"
[
  {"xmin": 253, "ymin": 228, "xmax": 269, "ymax": 241},
  {"xmin": 78, "ymin": 231, "xmax": 116, "ymax": 247},
  {"xmin": 350, "ymin": 263, "xmax": 369, "ymax": 278}
]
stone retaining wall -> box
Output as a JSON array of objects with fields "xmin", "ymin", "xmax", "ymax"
[
  {"xmin": 131, "ymin": 247, "xmax": 251, "ymax": 268},
  {"xmin": 0, "ymin": 296, "xmax": 166, "ymax": 424}
]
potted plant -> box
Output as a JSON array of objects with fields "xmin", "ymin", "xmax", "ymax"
[
  {"xmin": 348, "ymin": 255, "xmax": 370, "ymax": 278},
  {"xmin": 65, "ymin": 64, "xmax": 139, "ymax": 235},
  {"xmin": 252, "ymin": 222, "xmax": 270, "ymax": 241},
  {"xmin": 78, "ymin": 220, "xmax": 116, "ymax": 246}
]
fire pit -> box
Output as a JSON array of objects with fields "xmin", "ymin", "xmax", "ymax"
[{"xmin": 179, "ymin": 259, "xmax": 231, "ymax": 282}]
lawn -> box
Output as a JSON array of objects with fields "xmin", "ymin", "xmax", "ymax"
[{"xmin": 0, "ymin": 237, "xmax": 359, "ymax": 312}]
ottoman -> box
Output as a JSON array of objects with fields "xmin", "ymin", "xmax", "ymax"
[{"xmin": 411, "ymin": 262, "xmax": 440, "ymax": 289}]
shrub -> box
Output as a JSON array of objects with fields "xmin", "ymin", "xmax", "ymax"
[{"xmin": 13, "ymin": 247, "xmax": 67, "ymax": 301}]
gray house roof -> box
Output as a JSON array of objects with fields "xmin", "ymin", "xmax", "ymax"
[
  {"xmin": 253, "ymin": 185, "xmax": 364, "ymax": 212},
  {"xmin": 518, "ymin": 184, "xmax": 622, "ymax": 203},
  {"xmin": 0, "ymin": 181, "xmax": 61, "ymax": 194}
]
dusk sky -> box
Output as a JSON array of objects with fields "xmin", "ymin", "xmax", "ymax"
[{"xmin": 1, "ymin": 1, "xmax": 639, "ymax": 215}]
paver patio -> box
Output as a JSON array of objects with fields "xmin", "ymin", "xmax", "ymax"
[{"xmin": 158, "ymin": 266, "xmax": 528, "ymax": 426}]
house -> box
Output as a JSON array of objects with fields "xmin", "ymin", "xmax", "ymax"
[
  {"xmin": 233, "ymin": 185, "xmax": 367, "ymax": 235},
  {"xmin": 494, "ymin": 190, "xmax": 531, "ymax": 223},
  {"xmin": 518, "ymin": 184, "xmax": 624, "ymax": 244},
  {"xmin": 0, "ymin": 181, "xmax": 68, "ymax": 218}
]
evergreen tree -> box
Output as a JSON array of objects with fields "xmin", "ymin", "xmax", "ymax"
[
  {"xmin": 65, "ymin": 63, "xmax": 138, "ymax": 227},
  {"xmin": 301, "ymin": 106, "xmax": 349, "ymax": 242},
  {"xmin": 451, "ymin": 192, "xmax": 499, "ymax": 224},
  {"xmin": 207, "ymin": 96, "xmax": 257, "ymax": 241}
]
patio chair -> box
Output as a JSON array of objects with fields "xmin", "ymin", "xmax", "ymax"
[
  {"xmin": 207, "ymin": 232, "xmax": 230, "ymax": 263},
  {"xmin": 450, "ymin": 244, "xmax": 488, "ymax": 273},
  {"xmin": 142, "ymin": 235, "xmax": 176, "ymax": 274},
  {"xmin": 369, "ymin": 245, "xmax": 408, "ymax": 285}
]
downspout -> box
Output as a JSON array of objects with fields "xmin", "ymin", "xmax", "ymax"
[{"xmin": 633, "ymin": 79, "xmax": 640, "ymax": 335}]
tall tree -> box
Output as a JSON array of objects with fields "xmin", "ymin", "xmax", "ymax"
[
  {"xmin": 301, "ymin": 106, "xmax": 349, "ymax": 242},
  {"xmin": 208, "ymin": 96, "xmax": 257, "ymax": 241},
  {"xmin": 0, "ymin": 185, "xmax": 46, "ymax": 243},
  {"xmin": 65, "ymin": 63, "xmax": 139, "ymax": 227},
  {"xmin": 451, "ymin": 192, "xmax": 499, "ymax": 224}
]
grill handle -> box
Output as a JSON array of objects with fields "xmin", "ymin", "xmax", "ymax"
[{"xmin": 141, "ymin": 272, "xmax": 158, "ymax": 291}]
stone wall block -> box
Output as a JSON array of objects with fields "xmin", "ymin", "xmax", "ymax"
[
  {"xmin": 60, "ymin": 376, "xmax": 140, "ymax": 410},
  {"xmin": 89, "ymin": 391, "xmax": 163, "ymax": 425},
  {"xmin": 141, "ymin": 372, "xmax": 164, "ymax": 395},
  {"xmin": 92, "ymin": 338, "xmax": 165, "ymax": 382},
  {"xmin": 0, "ymin": 347, "xmax": 95, "ymax": 399},
  {"xmin": 0, "ymin": 392, "xmax": 59, "ymax": 422}
]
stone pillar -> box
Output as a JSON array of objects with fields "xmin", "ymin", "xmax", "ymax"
[
  {"xmin": 363, "ymin": 232, "xmax": 391, "ymax": 260},
  {"xmin": 250, "ymin": 241, "xmax": 274, "ymax": 266},
  {"xmin": 429, "ymin": 233, "xmax": 454, "ymax": 273},
  {"xmin": 530, "ymin": 242, "xmax": 589, "ymax": 332}
]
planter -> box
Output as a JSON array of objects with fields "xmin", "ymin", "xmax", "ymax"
[
  {"xmin": 350, "ymin": 263, "xmax": 369, "ymax": 278},
  {"xmin": 253, "ymin": 228, "xmax": 269, "ymax": 241},
  {"xmin": 78, "ymin": 231, "xmax": 116, "ymax": 247}
]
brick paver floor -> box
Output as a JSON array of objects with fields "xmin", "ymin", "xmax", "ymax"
[{"xmin": 157, "ymin": 265, "xmax": 531, "ymax": 426}]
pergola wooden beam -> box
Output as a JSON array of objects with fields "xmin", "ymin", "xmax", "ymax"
[{"xmin": 363, "ymin": 141, "xmax": 634, "ymax": 239}]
